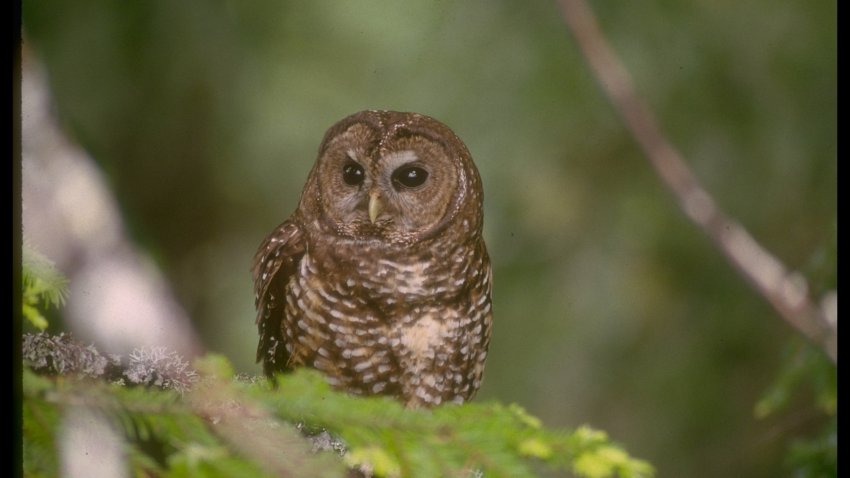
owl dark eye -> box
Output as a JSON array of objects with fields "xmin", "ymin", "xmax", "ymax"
[
  {"xmin": 342, "ymin": 162, "xmax": 365, "ymax": 186},
  {"xmin": 392, "ymin": 166, "xmax": 429, "ymax": 189}
]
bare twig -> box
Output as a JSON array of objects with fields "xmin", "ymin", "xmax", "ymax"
[{"xmin": 556, "ymin": 0, "xmax": 836, "ymax": 363}]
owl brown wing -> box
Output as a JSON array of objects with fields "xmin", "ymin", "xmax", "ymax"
[{"xmin": 252, "ymin": 220, "xmax": 306, "ymax": 376}]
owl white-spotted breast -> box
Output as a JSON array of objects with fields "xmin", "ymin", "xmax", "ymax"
[{"xmin": 252, "ymin": 110, "xmax": 492, "ymax": 407}]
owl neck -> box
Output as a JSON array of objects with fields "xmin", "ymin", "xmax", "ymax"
[{"xmin": 304, "ymin": 215, "xmax": 480, "ymax": 265}]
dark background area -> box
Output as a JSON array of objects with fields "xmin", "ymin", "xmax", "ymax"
[{"xmin": 21, "ymin": 2, "xmax": 836, "ymax": 476}]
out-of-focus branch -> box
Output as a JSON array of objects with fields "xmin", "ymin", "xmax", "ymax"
[
  {"xmin": 556, "ymin": 0, "xmax": 836, "ymax": 363},
  {"xmin": 22, "ymin": 52, "xmax": 203, "ymax": 359},
  {"xmin": 190, "ymin": 380, "xmax": 345, "ymax": 478}
]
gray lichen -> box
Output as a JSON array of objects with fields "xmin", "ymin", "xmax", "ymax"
[{"xmin": 23, "ymin": 332, "xmax": 196, "ymax": 393}]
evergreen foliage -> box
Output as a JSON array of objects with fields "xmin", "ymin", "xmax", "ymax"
[
  {"xmin": 755, "ymin": 341, "xmax": 837, "ymax": 478},
  {"xmin": 23, "ymin": 338, "xmax": 654, "ymax": 478},
  {"xmin": 22, "ymin": 240, "xmax": 69, "ymax": 331}
]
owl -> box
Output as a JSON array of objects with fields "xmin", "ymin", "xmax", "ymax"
[{"xmin": 252, "ymin": 110, "xmax": 492, "ymax": 408}]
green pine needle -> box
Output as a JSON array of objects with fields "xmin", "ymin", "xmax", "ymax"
[
  {"xmin": 22, "ymin": 241, "xmax": 70, "ymax": 330},
  {"xmin": 23, "ymin": 352, "xmax": 654, "ymax": 478}
]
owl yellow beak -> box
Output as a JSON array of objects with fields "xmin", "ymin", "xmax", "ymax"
[{"xmin": 368, "ymin": 192, "xmax": 384, "ymax": 224}]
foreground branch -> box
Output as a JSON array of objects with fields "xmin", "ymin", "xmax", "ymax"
[
  {"xmin": 556, "ymin": 0, "xmax": 836, "ymax": 362},
  {"xmin": 23, "ymin": 338, "xmax": 656, "ymax": 478}
]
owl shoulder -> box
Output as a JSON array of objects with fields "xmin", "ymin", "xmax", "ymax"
[{"xmin": 252, "ymin": 219, "xmax": 306, "ymax": 306}]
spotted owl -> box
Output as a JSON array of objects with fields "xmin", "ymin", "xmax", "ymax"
[{"xmin": 252, "ymin": 110, "xmax": 492, "ymax": 408}]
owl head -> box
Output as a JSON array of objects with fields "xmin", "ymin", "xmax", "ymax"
[{"xmin": 298, "ymin": 110, "xmax": 483, "ymax": 245}]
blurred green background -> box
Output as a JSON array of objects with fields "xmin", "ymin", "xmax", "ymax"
[{"xmin": 22, "ymin": 1, "xmax": 835, "ymax": 476}]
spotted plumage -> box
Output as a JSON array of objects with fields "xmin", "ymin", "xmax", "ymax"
[{"xmin": 253, "ymin": 110, "xmax": 492, "ymax": 407}]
